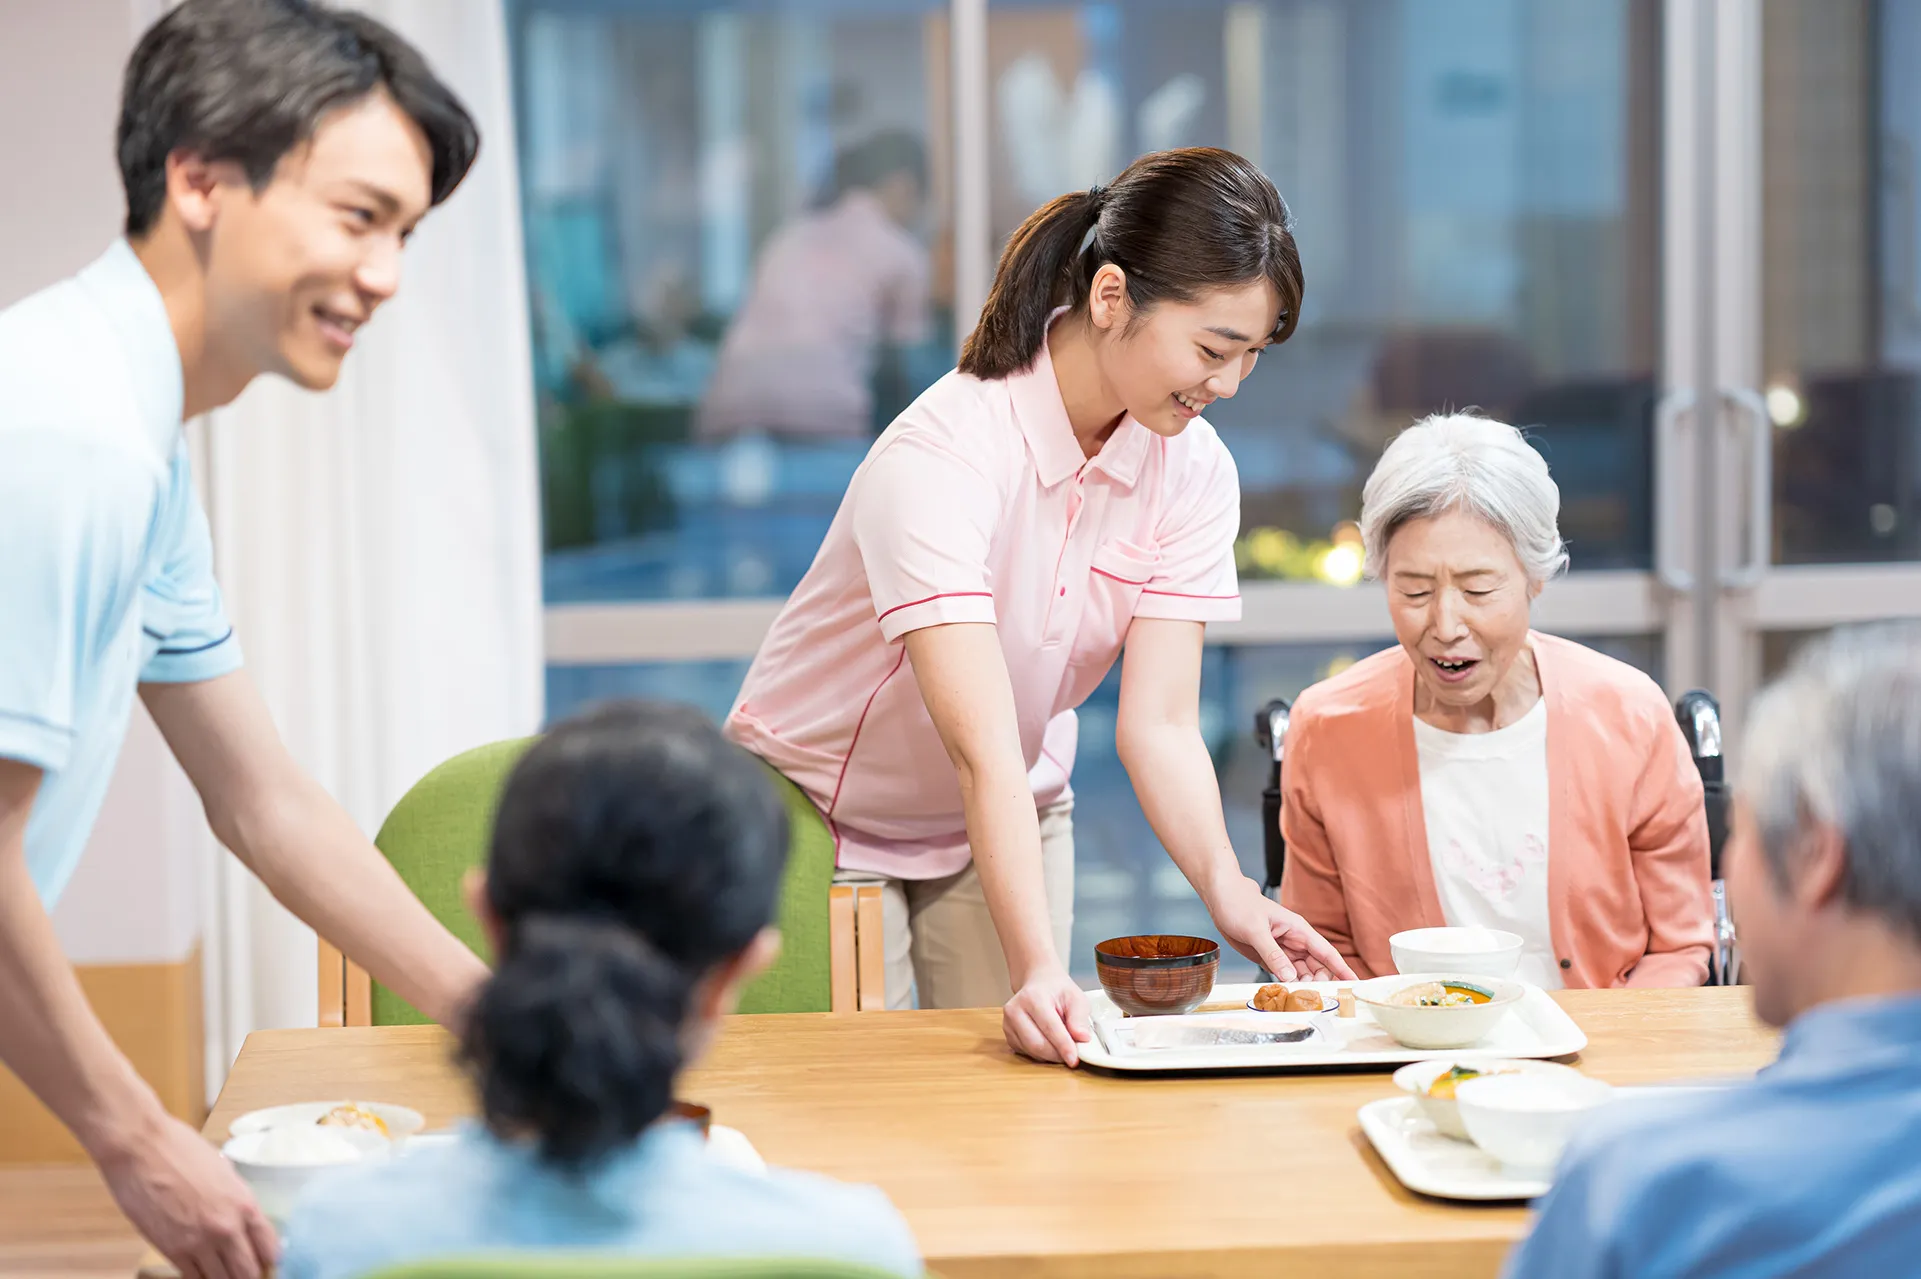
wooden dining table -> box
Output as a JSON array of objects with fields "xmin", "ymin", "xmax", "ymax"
[{"xmin": 143, "ymin": 987, "xmax": 1775, "ymax": 1279}]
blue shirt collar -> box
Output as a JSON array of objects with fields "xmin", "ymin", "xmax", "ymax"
[
  {"xmin": 1766, "ymin": 991, "xmax": 1921, "ymax": 1082},
  {"xmin": 73, "ymin": 239, "xmax": 184, "ymax": 460},
  {"xmin": 463, "ymin": 1114, "xmax": 710, "ymax": 1205}
]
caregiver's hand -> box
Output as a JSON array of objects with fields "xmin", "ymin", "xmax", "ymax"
[
  {"xmin": 1003, "ymin": 962, "xmax": 1094, "ymax": 1067},
  {"xmin": 1207, "ymin": 876, "xmax": 1356, "ymax": 983},
  {"xmin": 99, "ymin": 1112, "xmax": 278, "ymax": 1279}
]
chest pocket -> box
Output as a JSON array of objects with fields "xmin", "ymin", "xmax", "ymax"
[{"xmin": 1073, "ymin": 539, "xmax": 1161, "ymax": 669}]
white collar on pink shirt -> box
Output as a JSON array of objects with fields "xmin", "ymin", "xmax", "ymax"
[{"xmin": 1009, "ymin": 318, "xmax": 1154, "ymax": 490}]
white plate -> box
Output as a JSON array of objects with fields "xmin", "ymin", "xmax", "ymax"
[
  {"xmin": 1359, "ymin": 1085, "xmax": 1731, "ymax": 1202},
  {"xmin": 228, "ymin": 1101, "xmax": 425, "ymax": 1143},
  {"xmin": 1081, "ymin": 981, "xmax": 1585, "ymax": 1072}
]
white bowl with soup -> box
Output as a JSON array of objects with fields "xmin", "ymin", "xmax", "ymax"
[
  {"xmin": 1389, "ymin": 927, "xmax": 1524, "ymax": 979},
  {"xmin": 1354, "ymin": 974, "xmax": 1524, "ymax": 1049}
]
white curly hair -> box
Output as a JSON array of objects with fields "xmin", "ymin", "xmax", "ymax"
[{"xmin": 1359, "ymin": 412, "xmax": 1570, "ymax": 584}]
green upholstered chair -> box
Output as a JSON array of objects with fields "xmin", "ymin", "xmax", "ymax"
[
  {"xmin": 319, "ymin": 740, "xmax": 854, "ymax": 1025},
  {"xmin": 361, "ymin": 1259, "xmax": 913, "ymax": 1279}
]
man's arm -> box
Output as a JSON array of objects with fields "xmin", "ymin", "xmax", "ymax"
[
  {"xmin": 0, "ymin": 760, "xmax": 276, "ymax": 1277},
  {"xmin": 141, "ymin": 671, "xmax": 488, "ymax": 1027}
]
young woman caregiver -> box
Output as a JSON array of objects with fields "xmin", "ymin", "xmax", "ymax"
[{"xmin": 725, "ymin": 146, "xmax": 1353, "ymax": 1065}]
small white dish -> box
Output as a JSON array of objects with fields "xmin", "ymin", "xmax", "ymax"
[
  {"xmin": 1390, "ymin": 927, "xmax": 1524, "ymax": 979},
  {"xmin": 1392, "ymin": 1058, "xmax": 1586, "ymax": 1140},
  {"xmin": 1244, "ymin": 990, "xmax": 1336, "ymax": 1014},
  {"xmin": 1354, "ymin": 974, "xmax": 1525, "ymax": 1050},
  {"xmin": 1456, "ymin": 1070, "xmax": 1614, "ymax": 1175}
]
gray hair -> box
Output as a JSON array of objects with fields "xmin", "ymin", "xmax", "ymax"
[
  {"xmin": 1359, "ymin": 413, "xmax": 1570, "ymax": 584},
  {"xmin": 1740, "ymin": 622, "xmax": 1921, "ymax": 941}
]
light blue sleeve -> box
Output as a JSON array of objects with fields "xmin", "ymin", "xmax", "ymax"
[
  {"xmin": 0, "ymin": 432, "xmax": 153, "ymax": 772},
  {"xmin": 138, "ymin": 442, "xmax": 242, "ymax": 684},
  {"xmin": 834, "ymin": 1182, "xmax": 925, "ymax": 1278},
  {"xmin": 1501, "ymin": 1138, "xmax": 1624, "ymax": 1279}
]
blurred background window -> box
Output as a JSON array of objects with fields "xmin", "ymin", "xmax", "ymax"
[{"xmin": 513, "ymin": 0, "xmax": 1921, "ymax": 978}]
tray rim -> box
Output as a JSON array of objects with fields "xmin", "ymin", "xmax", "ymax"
[
  {"xmin": 1356, "ymin": 1095, "xmax": 1550, "ymax": 1201},
  {"xmin": 1079, "ymin": 980, "xmax": 1587, "ymax": 1073}
]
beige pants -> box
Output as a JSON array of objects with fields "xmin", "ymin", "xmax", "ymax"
[{"xmin": 835, "ymin": 799, "xmax": 1075, "ymax": 1010}]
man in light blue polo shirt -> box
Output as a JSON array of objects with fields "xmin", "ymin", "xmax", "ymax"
[
  {"xmin": 1, "ymin": 5, "xmax": 492, "ymax": 1278},
  {"xmin": 1504, "ymin": 622, "xmax": 1921, "ymax": 1279}
]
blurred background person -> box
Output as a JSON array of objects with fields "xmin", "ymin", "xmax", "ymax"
[{"xmin": 698, "ymin": 130, "xmax": 932, "ymax": 442}]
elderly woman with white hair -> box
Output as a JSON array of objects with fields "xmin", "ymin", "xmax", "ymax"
[{"xmin": 1279, "ymin": 413, "xmax": 1714, "ymax": 987}]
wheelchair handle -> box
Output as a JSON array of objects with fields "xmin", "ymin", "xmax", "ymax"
[
  {"xmin": 1674, "ymin": 689, "xmax": 1724, "ymax": 784},
  {"xmin": 1255, "ymin": 698, "xmax": 1291, "ymax": 764}
]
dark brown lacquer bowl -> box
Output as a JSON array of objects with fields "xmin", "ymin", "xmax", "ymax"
[{"xmin": 1094, "ymin": 935, "xmax": 1220, "ymax": 1016}]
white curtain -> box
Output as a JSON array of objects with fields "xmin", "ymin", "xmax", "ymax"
[{"xmin": 194, "ymin": 0, "xmax": 544, "ymax": 1075}]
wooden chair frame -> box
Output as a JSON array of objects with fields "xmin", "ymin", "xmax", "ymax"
[{"xmin": 319, "ymin": 890, "xmax": 884, "ymax": 1026}]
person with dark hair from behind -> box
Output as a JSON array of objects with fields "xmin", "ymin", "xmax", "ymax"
[
  {"xmin": 0, "ymin": 3, "xmax": 487, "ymax": 1276},
  {"xmin": 698, "ymin": 130, "xmax": 933, "ymax": 440},
  {"xmin": 1504, "ymin": 621, "xmax": 1921, "ymax": 1279},
  {"xmin": 277, "ymin": 702, "xmax": 923, "ymax": 1279}
]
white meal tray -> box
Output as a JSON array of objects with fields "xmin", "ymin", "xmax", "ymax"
[
  {"xmin": 1079, "ymin": 981, "xmax": 1586, "ymax": 1073},
  {"xmin": 1358, "ymin": 1085, "xmax": 1727, "ymax": 1202}
]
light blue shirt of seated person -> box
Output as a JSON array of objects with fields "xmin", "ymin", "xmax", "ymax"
[
  {"xmin": 1504, "ymin": 993, "xmax": 1921, "ymax": 1279},
  {"xmin": 0, "ymin": 240, "xmax": 242, "ymax": 905},
  {"xmin": 279, "ymin": 1120, "xmax": 923, "ymax": 1279}
]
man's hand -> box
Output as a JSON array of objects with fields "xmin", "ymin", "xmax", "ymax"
[{"xmin": 98, "ymin": 1114, "xmax": 278, "ymax": 1279}]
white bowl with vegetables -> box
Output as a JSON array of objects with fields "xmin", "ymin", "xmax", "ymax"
[{"xmin": 1354, "ymin": 974, "xmax": 1525, "ymax": 1050}]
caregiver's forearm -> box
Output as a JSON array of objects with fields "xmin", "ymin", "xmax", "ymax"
[
  {"xmin": 143, "ymin": 674, "xmax": 487, "ymax": 1027},
  {"xmin": 954, "ymin": 751, "xmax": 1059, "ymax": 981},
  {"xmin": 1118, "ymin": 717, "xmax": 1246, "ymax": 908},
  {"xmin": 232, "ymin": 776, "xmax": 488, "ymax": 1025},
  {"xmin": 0, "ymin": 762, "xmax": 165, "ymax": 1162}
]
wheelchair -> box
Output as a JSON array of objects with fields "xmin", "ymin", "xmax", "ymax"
[{"xmin": 1254, "ymin": 690, "xmax": 1740, "ymax": 986}]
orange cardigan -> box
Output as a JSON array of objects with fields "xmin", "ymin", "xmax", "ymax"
[{"xmin": 1278, "ymin": 632, "xmax": 1712, "ymax": 988}]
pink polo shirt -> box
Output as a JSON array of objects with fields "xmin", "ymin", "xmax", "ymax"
[{"xmin": 725, "ymin": 337, "xmax": 1243, "ymax": 879}]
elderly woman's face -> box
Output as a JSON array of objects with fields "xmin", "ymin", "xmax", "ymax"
[{"xmin": 1383, "ymin": 507, "xmax": 1540, "ymax": 709}]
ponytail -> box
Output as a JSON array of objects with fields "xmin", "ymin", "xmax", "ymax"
[
  {"xmin": 460, "ymin": 700, "xmax": 788, "ymax": 1170},
  {"xmin": 958, "ymin": 188, "xmax": 1103, "ymax": 380},
  {"xmin": 959, "ymin": 148, "xmax": 1304, "ymax": 383},
  {"xmin": 462, "ymin": 915, "xmax": 688, "ymax": 1169}
]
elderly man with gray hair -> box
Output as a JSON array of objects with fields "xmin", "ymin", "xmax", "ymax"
[
  {"xmin": 1505, "ymin": 622, "xmax": 1921, "ymax": 1278},
  {"xmin": 1280, "ymin": 412, "xmax": 1714, "ymax": 987}
]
